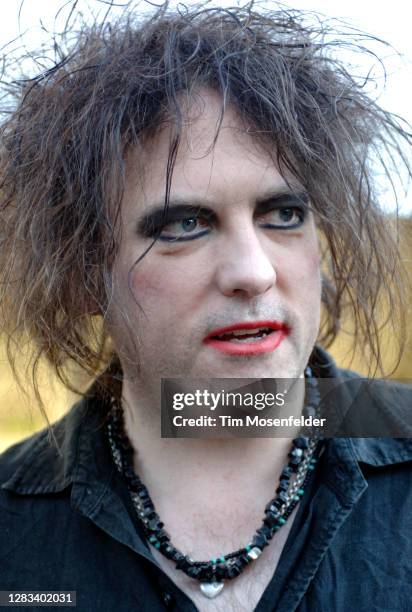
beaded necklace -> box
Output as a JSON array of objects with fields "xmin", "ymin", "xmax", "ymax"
[{"xmin": 106, "ymin": 368, "xmax": 323, "ymax": 599}]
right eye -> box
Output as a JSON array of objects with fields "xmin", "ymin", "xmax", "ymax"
[{"xmin": 157, "ymin": 216, "xmax": 212, "ymax": 241}]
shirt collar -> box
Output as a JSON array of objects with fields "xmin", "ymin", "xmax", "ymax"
[
  {"xmin": 1, "ymin": 386, "xmax": 113, "ymax": 495},
  {"xmin": 2, "ymin": 349, "xmax": 412, "ymax": 496}
]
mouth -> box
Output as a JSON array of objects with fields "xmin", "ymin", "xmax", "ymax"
[{"xmin": 203, "ymin": 320, "xmax": 289, "ymax": 356}]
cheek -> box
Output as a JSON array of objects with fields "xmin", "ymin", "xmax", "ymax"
[
  {"xmin": 129, "ymin": 257, "xmax": 206, "ymax": 309},
  {"xmin": 130, "ymin": 265, "xmax": 178, "ymax": 304},
  {"xmin": 310, "ymin": 240, "xmax": 322, "ymax": 269},
  {"xmin": 278, "ymin": 242, "xmax": 321, "ymax": 289},
  {"xmin": 299, "ymin": 235, "xmax": 321, "ymax": 284},
  {"xmin": 305, "ymin": 250, "xmax": 322, "ymax": 282}
]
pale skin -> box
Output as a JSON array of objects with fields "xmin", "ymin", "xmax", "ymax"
[{"xmin": 105, "ymin": 89, "xmax": 322, "ymax": 609}]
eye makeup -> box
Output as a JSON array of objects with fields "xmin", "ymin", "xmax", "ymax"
[
  {"xmin": 254, "ymin": 191, "xmax": 309, "ymax": 216},
  {"xmin": 137, "ymin": 203, "xmax": 217, "ymax": 239},
  {"xmin": 136, "ymin": 190, "xmax": 310, "ymax": 241}
]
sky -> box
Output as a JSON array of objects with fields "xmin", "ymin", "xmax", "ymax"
[{"xmin": 0, "ymin": 0, "xmax": 411, "ymax": 214}]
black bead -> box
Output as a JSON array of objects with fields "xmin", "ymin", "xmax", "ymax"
[
  {"xmin": 294, "ymin": 436, "xmax": 309, "ymax": 449},
  {"xmin": 205, "ymin": 563, "xmax": 222, "ymax": 581},
  {"xmin": 252, "ymin": 533, "xmax": 267, "ymax": 549},
  {"xmin": 162, "ymin": 545, "xmax": 175, "ymax": 559},
  {"xmin": 264, "ymin": 512, "xmax": 280, "ymax": 528},
  {"xmin": 277, "ymin": 491, "xmax": 289, "ymax": 503},
  {"xmin": 176, "ymin": 556, "xmax": 192, "ymax": 571},
  {"xmin": 187, "ymin": 566, "xmax": 203, "ymax": 579},
  {"xmin": 281, "ymin": 467, "xmax": 293, "ymax": 479},
  {"xmin": 259, "ymin": 524, "xmax": 273, "ymax": 540},
  {"xmin": 276, "ymin": 480, "xmax": 289, "ymax": 493},
  {"xmin": 197, "ymin": 566, "xmax": 209, "ymax": 581},
  {"xmin": 227, "ymin": 564, "xmax": 241, "ymax": 579},
  {"xmin": 157, "ymin": 530, "xmax": 171, "ymax": 543},
  {"xmin": 148, "ymin": 518, "xmax": 162, "ymax": 531},
  {"xmin": 238, "ymin": 553, "xmax": 251, "ymax": 566},
  {"xmin": 123, "ymin": 467, "xmax": 136, "ymax": 480}
]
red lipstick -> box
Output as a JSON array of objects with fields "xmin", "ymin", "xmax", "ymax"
[{"xmin": 203, "ymin": 320, "xmax": 289, "ymax": 356}]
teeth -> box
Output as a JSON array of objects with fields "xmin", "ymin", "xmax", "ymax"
[
  {"xmin": 231, "ymin": 328, "xmax": 266, "ymax": 337},
  {"xmin": 230, "ymin": 332, "xmax": 268, "ymax": 343},
  {"xmin": 215, "ymin": 327, "xmax": 272, "ymax": 340}
]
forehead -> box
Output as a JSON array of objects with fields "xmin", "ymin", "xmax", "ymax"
[{"xmin": 122, "ymin": 89, "xmax": 299, "ymax": 219}]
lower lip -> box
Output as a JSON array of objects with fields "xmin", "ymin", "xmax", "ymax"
[{"xmin": 203, "ymin": 330, "xmax": 287, "ymax": 356}]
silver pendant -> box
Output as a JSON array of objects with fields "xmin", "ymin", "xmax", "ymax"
[{"xmin": 200, "ymin": 581, "xmax": 224, "ymax": 598}]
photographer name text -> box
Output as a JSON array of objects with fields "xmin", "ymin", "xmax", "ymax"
[{"xmin": 172, "ymin": 414, "xmax": 326, "ymax": 427}]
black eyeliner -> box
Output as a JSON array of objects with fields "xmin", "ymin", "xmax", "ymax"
[
  {"xmin": 254, "ymin": 191, "xmax": 310, "ymax": 216},
  {"xmin": 137, "ymin": 204, "xmax": 216, "ymax": 237},
  {"xmin": 136, "ymin": 191, "xmax": 310, "ymax": 239},
  {"xmin": 258, "ymin": 213, "xmax": 306, "ymax": 231},
  {"xmin": 157, "ymin": 229, "xmax": 211, "ymax": 242}
]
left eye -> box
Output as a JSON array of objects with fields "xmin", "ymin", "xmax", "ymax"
[
  {"xmin": 158, "ymin": 217, "xmax": 211, "ymax": 241},
  {"xmin": 258, "ymin": 207, "xmax": 305, "ymax": 229}
]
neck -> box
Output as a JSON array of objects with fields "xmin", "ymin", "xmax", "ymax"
[{"xmin": 121, "ymin": 377, "xmax": 306, "ymax": 498}]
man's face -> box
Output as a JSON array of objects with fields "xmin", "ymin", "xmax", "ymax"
[{"xmin": 107, "ymin": 90, "xmax": 321, "ymax": 392}]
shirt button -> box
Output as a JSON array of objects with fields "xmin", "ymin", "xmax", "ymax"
[{"xmin": 162, "ymin": 591, "xmax": 174, "ymax": 608}]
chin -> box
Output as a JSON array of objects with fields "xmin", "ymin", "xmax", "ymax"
[{"xmin": 200, "ymin": 354, "xmax": 302, "ymax": 380}]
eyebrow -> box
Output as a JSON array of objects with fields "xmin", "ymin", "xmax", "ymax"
[{"xmin": 136, "ymin": 189, "xmax": 309, "ymax": 236}]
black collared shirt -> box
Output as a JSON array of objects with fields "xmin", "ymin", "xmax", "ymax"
[{"xmin": 1, "ymin": 357, "xmax": 412, "ymax": 611}]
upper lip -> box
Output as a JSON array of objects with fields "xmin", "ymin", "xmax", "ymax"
[{"xmin": 204, "ymin": 320, "xmax": 289, "ymax": 340}]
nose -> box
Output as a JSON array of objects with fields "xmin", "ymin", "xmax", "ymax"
[{"xmin": 215, "ymin": 225, "xmax": 276, "ymax": 298}]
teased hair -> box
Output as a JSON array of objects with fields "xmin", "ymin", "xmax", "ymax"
[{"xmin": 0, "ymin": 1, "xmax": 410, "ymax": 421}]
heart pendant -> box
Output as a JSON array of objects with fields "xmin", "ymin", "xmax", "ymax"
[{"xmin": 200, "ymin": 581, "xmax": 224, "ymax": 598}]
